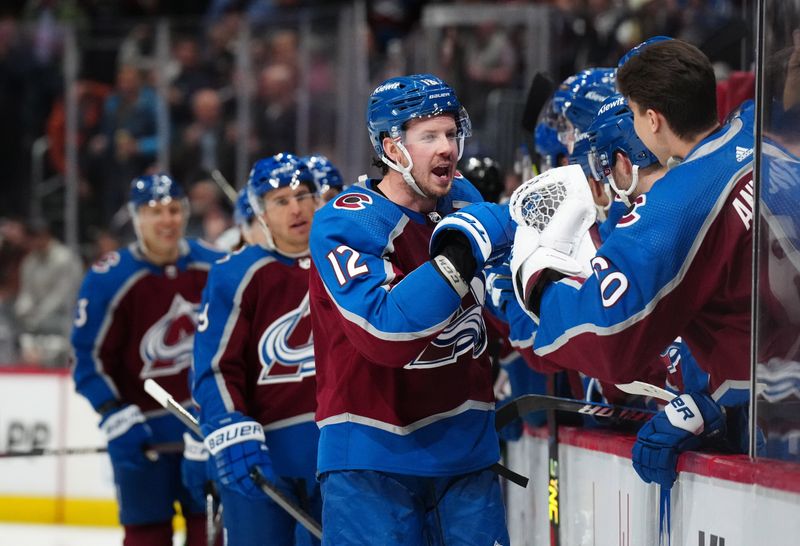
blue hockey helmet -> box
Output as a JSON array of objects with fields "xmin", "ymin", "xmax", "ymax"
[
  {"xmin": 246, "ymin": 153, "xmax": 318, "ymax": 217},
  {"xmin": 549, "ymin": 68, "xmax": 617, "ymax": 152},
  {"xmin": 617, "ymin": 36, "xmax": 673, "ymax": 68},
  {"xmin": 534, "ymin": 122, "xmax": 568, "ymax": 171},
  {"xmin": 586, "ymin": 94, "xmax": 659, "ymax": 204},
  {"xmin": 366, "ymin": 74, "xmax": 472, "ymax": 161},
  {"xmin": 233, "ymin": 187, "xmax": 255, "ymax": 227},
  {"xmin": 568, "ymin": 132, "xmax": 595, "ymax": 179},
  {"xmin": 303, "ymin": 154, "xmax": 344, "ymax": 194},
  {"xmin": 128, "ymin": 173, "xmax": 185, "ymax": 209}
]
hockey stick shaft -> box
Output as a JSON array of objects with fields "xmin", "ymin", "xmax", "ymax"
[
  {"xmin": 210, "ymin": 169, "xmax": 238, "ymax": 205},
  {"xmin": 144, "ymin": 379, "xmax": 323, "ymax": 540},
  {"xmin": 546, "ymin": 377, "xmax": 561, "ymax": 546},
  {"xmin": 0, "ymin": 442, "xmax": 183, "ymax": 459},
  {"xmin": 495, "ymin": 394, "xmax": 657, "ymax": 431}
]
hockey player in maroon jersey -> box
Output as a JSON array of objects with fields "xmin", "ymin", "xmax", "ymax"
[
  {"xmin": 192, "ymin": 154, "xmax": 322, "ymax": 546},
  {"xmin": 71, "ymin": 173, "xmax": 225, "ymax": 546}
]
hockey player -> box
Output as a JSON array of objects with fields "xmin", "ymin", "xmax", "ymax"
[
  {"xmin": 71, "ymin": 173, "xmax": 224, "ymax": 546},
  {"xmin": 510, "ymin": 39, "xmax": 754, "ymax": 489},
  {"xmin": 308, "ymin": 74, "xmax": 513, "ymax": 545},
  {"xmin": 192, "ymin": 153, "xmax": 321, "ymax": 546}
]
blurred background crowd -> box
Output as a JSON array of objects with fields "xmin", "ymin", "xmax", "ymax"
[{"xmin": 0, "ymin": 0, "xmax": 754, "ymax": 366}]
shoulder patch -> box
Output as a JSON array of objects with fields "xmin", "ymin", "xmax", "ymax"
[
  {"xmin": 91, "ymin": 251, "xmax": 121, "ymax": 273},
  {"xmin": 333, "ymin": 192, "xmax": 373, "ymax": 211}
]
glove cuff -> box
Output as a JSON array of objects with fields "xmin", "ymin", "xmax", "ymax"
[
  {"xmin": 100, "ymin": 404, "xmax": 145, "ymax": 441},
  {"xmin": 431, "ymin": 255, "xmax": 470, "ymax": 297},
  {"xmin": 183, "ymin": 432, "xmax": 209, "ymax": 461},
  {"xmin": 204, "ymin": 420, "xmax": 266, "ymax": 455}
]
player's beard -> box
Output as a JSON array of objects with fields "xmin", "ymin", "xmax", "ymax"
[{"xmin": 410, "ymin": 163, "xmax": 454, "ymax": 200}]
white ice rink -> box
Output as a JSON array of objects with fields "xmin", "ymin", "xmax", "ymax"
[{"xmin": 0, "ymin": 523, "xmax": 184, "ymax": 546}]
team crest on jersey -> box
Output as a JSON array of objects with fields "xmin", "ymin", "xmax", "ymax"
[
  {"xmin": 660, "ymin": 338, "xmax": 683, "ymax": 374},
  {"xmin": 617, "ymin": 194, "xmax": 646, "ymax": 228},
  {"xmin": 139, "ymin": 294, "xmax": 199, "ymax": 379},
  {"xmin": 257, "ymin": 293, "xmax": 315, "ymax": 384},
  {"xmin": 333, "ymin": 192, "xmax": 373, "ymax": 211},
  {"xmin": 406, "ymin": 281, "xmax": 487, "ymax": 369},
  {"xmin": 91, "ymin": 251, "xmax": 120, "ymax": 273}
]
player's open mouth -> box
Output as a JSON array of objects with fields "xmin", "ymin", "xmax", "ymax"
[
  {"xmin": 291, "ymin": 221, "xmax": 309, "ymax": 230},
  {"xmin": 431, "ymin": 165, "xmax": 451, "ymax": 179}
]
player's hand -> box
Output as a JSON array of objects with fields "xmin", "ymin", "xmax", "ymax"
[
  {"xmin": 632, "ymin": 392, "xmax": 726, "ymax": 489},
  {"xmin": 430, "ymin": 202, "xmax": 516, "ymax": 279},
  {"xmin": 202, "ymin": 412, "xmax": 277, "ymax": 499},
  {"xmin": 181, "ymin": 431, "xmax": 211, "ymax": 506},
  {"xmin": 99, "ymin": 404, "xmax": 155, "ymax": 471}
]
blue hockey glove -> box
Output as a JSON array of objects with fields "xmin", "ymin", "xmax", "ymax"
[
  {"xmin": 202, "ymin": 412, "xmax": 277, "ymax": 499},
  {"xmin": 181, "ymin": 431, "xmax": 211, "ymax": 506},
  {"xmin": 99, "ymin": 404, "xmax": 155, "ymax": 471},
  {"xmin": 632, "ymin": 392, "xmax": 726, "ymax": 489},
  {"xmin": 430, "ymin": 203, "xmax": 516, "ymax": 289}
]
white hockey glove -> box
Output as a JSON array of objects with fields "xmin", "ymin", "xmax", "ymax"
[{"xmin": 509, "ymin": 164, "xmax": 597, "ymax": 318}]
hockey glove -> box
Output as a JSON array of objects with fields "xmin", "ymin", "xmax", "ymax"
[
  {"xmin": 508, "ymin": 165, "xmax": 597, "ymax": 318},
  {"xmin": 430, "ymin": 203, "xmax": 516, "ymax": 295},
  {"xmin": 181, "ymin": 431, "xmax": 211, "ymax": 506},
  {"xmin": 202, "ymin": 412, "xmax": 277, "ymax": 499},
  {"xmin": 99, "ymin": 404, "xmax": 155, "ymax": 471},
  {"xmin": 632, "ymin": 392, "xmax": 726, "ymax": 489}
]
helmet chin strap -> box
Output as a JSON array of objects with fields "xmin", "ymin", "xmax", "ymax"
[
  {"xmin": 607, "ymin": 164, "xmax": 639, "ymax": 207},
  {"xmin": 381, "ymin": 141, "xmax": 427, "ymax": 198}
]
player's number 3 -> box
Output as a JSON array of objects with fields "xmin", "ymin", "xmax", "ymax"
[{"xmin": 326, "ymin": 245, "xmax": 369, "ymax": 286}]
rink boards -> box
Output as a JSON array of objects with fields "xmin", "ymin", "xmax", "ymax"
[{"xmin": 1, "ymin": 369, "xmax": 800, "ymax": 543}]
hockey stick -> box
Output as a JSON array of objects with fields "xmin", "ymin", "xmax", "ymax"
[
  {"xmin": 210, "ymin": 169, "xmax": 238, "ymax": 205},
  {"xmin": 546, "ymin": 376, "xmax": 561, "ymax": 546},
  {"xmin": 144, "ymin": 379, "xmax": 323, "ymax": 540},
  {"xmin": 495, "ymin": 394, "xmax": 657, "ymax": 431},
  {"xmin": 616, "ymin": 381, "xmax": 676, "ymax": 402},
  {"xmin": 0, "ymin": 442, "xmax": 183, "ymax": 459}
]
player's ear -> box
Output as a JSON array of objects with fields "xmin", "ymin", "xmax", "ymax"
[
  {"xmin": 645, "ymin": 108, "xmax": 661, "ymax": 133},
  {"xmin": 616, "ymin": 152, "xmax": 633, "ymax": 176},
  {"xmin": 383, "ymin": 136, "xmax": 409, "ymax": 168}
]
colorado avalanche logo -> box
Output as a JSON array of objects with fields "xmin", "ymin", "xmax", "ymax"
[
  {"xmin": 333, "ymin": 192, "xmax": 373, "ymax": 211},
  {"xmin": 659, "ymin": 337, "xmax": 683, "ymax": 375},
  {"xmin": 257, "ymin": 293, "xmax": 315, "ymax": 384},
  {"xmin": 139, "ymin": 294, "xmax": 199, "ymax": 378},
  {"xmin": 406, "ymin": 281, "xmax": 487, "ymax": 369}
]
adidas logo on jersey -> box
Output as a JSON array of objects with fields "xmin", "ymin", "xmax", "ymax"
[{"xmin": 735, "ymin": 146, "xmax": 753, "ymax": 162}]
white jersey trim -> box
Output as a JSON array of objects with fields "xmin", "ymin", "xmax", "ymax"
[
  {"xmin": 263, "ymin": 412, "xmax": 316, "ymax": 432},
  {"xmin": 317, "ymin": 399, "xmax": 494, "ymax": 436}
]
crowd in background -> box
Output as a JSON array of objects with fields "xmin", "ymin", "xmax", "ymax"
[{"xmin": 0, "ymin": 0, "xmax": 752, "ymax": 366}]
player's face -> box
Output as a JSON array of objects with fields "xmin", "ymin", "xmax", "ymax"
[
  {"xmin": 137, "ymin": 200, "xmax": 185, "ymax": 260},
  {"xmin": 261, "ymin": 184, "xmax": 317, "ymax": 254},
  {"xmin": 403, "ymin": 115, "xmax": 459, "ymax": 198},
  {"xmin": 629, "ymin": 99, "xmax": 665, "ymax": 164}
]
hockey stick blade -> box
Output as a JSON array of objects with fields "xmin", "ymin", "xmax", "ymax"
[
  {"xmin": 144, "ymin": 379, "xmax": 323, "ymax": 538},
  {"xmin": 616, "ymin": 381, "xmax": 676, "ymax": 402},
  {"xmin": 495, "ymin": 394, "xmax": 657, "ymax": 431},
  {"xmin": 0, "ymin": 442, "xmax": 182, "ymax": 459}
]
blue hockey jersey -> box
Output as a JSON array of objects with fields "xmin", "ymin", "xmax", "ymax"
[
  {"xmin": 308, "ymin": 176, "xmax": 500, "ymax": 476},
  {"xmin": 71, "ymin": 240, "xmax": 224, "ymax": 414},
  {"xmin": 192, "ymin": 244, "xmax": 319, "ymax": 480},
  {"xmin": 532, "ymin": 102, "xmax": 755, "ymax": 401}
]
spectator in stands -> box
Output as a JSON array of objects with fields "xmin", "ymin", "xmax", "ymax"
[
  {"xmin": 0, "ymin": 217, "xmax": 28, "ymax": 363},
  {"xmin": 14, "ymin": 218, "xmax": 83, "ymax": 366},
  {"xmin": 255, "ymin": 63, "xmax": 298, "ymax": 156},
  {"xmin": 168, "ymin": 35, "xmax": 217, "ymax": 129},
  {"xmin": 88, "ymin": 64, "xmax": 159, "ymax": 224},
  {"xmin": 185, "ymin": 178, "xmax": 232, "ymax": 243},
  {"xmin": 171, "ymin": 88, "xmax": 236, "ymax": 187}
]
